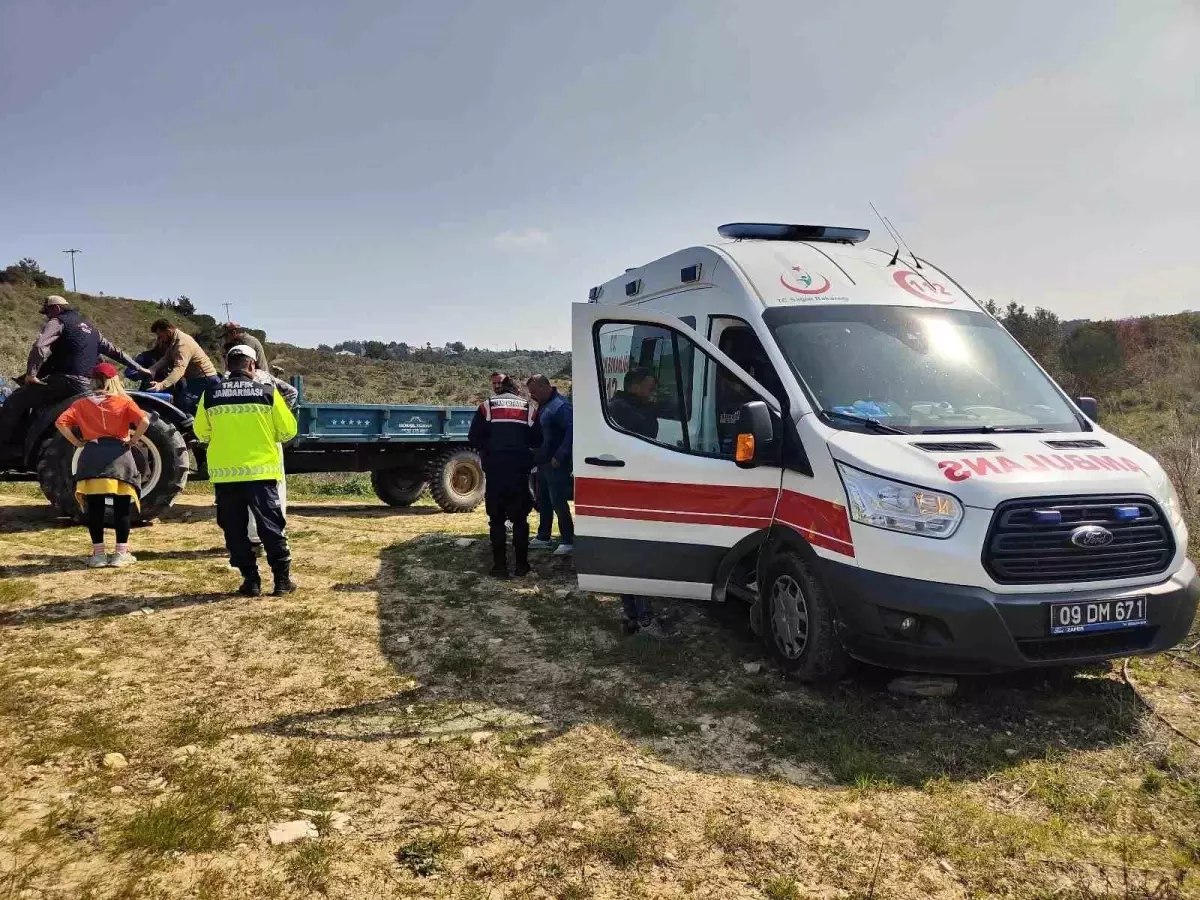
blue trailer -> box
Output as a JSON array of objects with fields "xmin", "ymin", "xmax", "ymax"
[
  {"xmin": 282, "ymin": 377, "xmax": 484, "ymax": 512},
  {"xmin": 1, "ymin": 375, "xmax": 486, "ymax": 521}
]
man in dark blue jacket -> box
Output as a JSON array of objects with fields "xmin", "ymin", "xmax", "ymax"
[{"xmin": 526, "ymin": 374, "xmax": 574, "ymax": 557}]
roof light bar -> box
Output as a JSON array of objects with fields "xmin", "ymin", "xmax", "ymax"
[{"xmin": 718, "ymin": 223, "xmax": 870, "ymax": 244}]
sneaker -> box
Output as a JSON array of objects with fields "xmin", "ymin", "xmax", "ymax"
[
  {"xmin": 528, "ymin": 538, "xmax": 554, "ymax": 550},
  {"xmin": 107, "ymin": 551, "xmax": 137, "ymax": 568},
  {"xmin": 552, "ymin": 543, "xmax": 574, "ymax": 557},
  {"xmin": 86, "ymin": 551, "xmax": 109, "ymax": 569}
]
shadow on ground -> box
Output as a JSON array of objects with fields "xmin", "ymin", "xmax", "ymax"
[
  {"xmin": 0, "ymin": 500, "xmax": 72, "ymax": 534},
  {"xmin": 0, "ymin": 591, "xmax": 233, "ymax": 627},
  {"xmin": 285, "ymin": 503, "xmax": 444, "ymax": 519},
  {"xmin": 253, "ymin": 533, "xmax": 1141, "ymax": 789},
  {"xmin": 0, "ymin": 547, "xmax": 228, "ymax": 578}
]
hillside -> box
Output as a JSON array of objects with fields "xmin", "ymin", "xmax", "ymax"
[{"xmin": 0, "ymin": 280, "xmax": 570, "ymax": 407}]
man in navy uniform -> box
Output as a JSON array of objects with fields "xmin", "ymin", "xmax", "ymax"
[{"xmin": 468, "ymin": 375, "xmax": 541, "ymax": 578}]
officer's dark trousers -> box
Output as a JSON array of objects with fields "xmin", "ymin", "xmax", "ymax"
[
  {"xmin": 0, "ymin": 375, "xmax": 88, "ymax": 449},
  {"xmin": 485, "ymin": 471, "xmax": 532, "ymax": 566},
  {"xmin": 215, "ymin": 480, "xmax": 290, "ymax": 573}
]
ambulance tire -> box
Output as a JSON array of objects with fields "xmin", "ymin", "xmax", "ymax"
[
  {"xmin": 761, "ymin": 553, "xmax": 846, "ymax": 683},
  {"xmin": 428, "ymin": 447, "xmax": 485, "ymax": 513},
  {"xmin": 371, "ymin": 469, "xmax": 428, "ymax": 507}
]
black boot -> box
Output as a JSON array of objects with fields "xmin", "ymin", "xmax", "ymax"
[
  {"xmin": 237, "ymin": 566, "xmax": 262, "ymax": 597},
  {"xmin": 489, "ymin": 543, "xmax": 509, "ymax": 579},
  {"xmin": 272, "ymin": 562, "xmax": 297, "ymax": 596},
  {"xmin": 513, "ymin": 546, "xmax": 530, "ymax": 577}
]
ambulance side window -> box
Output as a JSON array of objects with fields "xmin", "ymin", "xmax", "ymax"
[{"xmin": 595, "ymin": 321, "xmax": 753, "ymax": 461}]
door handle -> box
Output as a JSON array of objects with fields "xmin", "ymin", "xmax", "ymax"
[{"xmin": 584, "ymin": 456, "xmax": 625, "ymax": 468}]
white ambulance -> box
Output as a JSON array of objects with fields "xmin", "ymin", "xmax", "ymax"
[{"xmin": 571, "ymin": 222, "xmax": 1199, "ymax": 680}]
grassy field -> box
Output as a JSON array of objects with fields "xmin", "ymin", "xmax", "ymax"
[{"xmin": 1, "ymin": 488, "xmax": 1198, "ymax": 899}]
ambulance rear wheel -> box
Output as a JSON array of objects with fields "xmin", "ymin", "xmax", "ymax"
[
  {"xmin": 761, "ymin": 553, "xmax": 846, "ymax": 683},
  {"xmin": 371, "ymin": 469, "xmax": 427, "ymax": 507},
  {"xmin": 428, "ymin": 448, "xmax": 484, "ymax": 513}
]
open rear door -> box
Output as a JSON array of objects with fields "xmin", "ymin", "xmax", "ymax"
[{"xmin": 572, "ymin": 302, "xmax": 783, "ymax": 600}]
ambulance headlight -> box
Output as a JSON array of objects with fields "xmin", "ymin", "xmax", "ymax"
[
  {"xmin": 838, "ymin": 464, "xmax": 963, "ymax": 539},
  {"xmin": 1153, "ymin": 470, "xmax": 1184, "ymax": 526}
]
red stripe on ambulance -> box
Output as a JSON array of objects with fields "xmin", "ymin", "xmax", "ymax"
[{"xmin": 575, "ymin": 478, "xmax": 854, "ymax": 557}]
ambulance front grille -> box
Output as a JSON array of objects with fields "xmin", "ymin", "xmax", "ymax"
[{"xmin": 983, "ymin": 495, "xmax": 1174, "ymax": 585}]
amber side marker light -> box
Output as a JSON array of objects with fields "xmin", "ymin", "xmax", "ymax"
[{"xmin": 736, "ymin": 434, "xmax": 755, "ymax": 463}]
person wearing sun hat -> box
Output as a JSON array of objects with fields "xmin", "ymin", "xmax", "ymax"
[
  {"xmin": 0, "ymin": 295, "xmax": 148, "ymax": 450},
  {"xmin": 54, "ymin": 362, "xmax": 151, "ymax": 568}
]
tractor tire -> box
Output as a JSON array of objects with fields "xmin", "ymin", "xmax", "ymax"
[
  {"xmin": 371, "ymin": 469, "xmax": 428, "ymax": 507},
  {"xmin": 36, "ymin": 415, "xmax": 189, "ymax": 525},
  {"xmin": 427, "ymin": 447, "xmax": 485, "ymax": 513},
  {"xmin": 761, "ymin": 552, "xmax": 847, "ymax": 683},
  {"xmin": 36, "ymin": 434, "xmax": 81, "ymax": 521}
]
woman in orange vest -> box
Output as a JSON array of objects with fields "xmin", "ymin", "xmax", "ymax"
[{"xmin": 54, "ymin": 363, "xmax": 150, "ymax": 568}]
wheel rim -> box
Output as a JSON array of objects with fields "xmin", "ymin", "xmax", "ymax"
[
  {"xmin": 769, "ymin": 574, "xmax": 809, "ymax": 660},
  {"xmin": 70, "ymin": 436, "xmax": 162, "ymax": 498},
  {"xmin": 449, "ymin": 461, "xmax": 481, "ymax": 497}
]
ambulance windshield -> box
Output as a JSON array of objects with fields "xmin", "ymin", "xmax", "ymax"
[{"xmin": 763, "ymin": 305, "xmax": 1084, "ymax": 434}]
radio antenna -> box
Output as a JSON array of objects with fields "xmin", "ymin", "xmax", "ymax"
[
  {"xmin": 884, "ymin": 215, "xmax": 922, "ymax": 270},
  {"xmin": 869, "ymin": 202, "xmax": 902, "ymax": 266}
]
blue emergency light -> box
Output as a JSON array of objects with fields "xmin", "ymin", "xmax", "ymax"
[
  {"xmin": 1032, "ymin": 509, "xmax": 1062, "ymax": 525},
  {"xmin": 718, "ymin": 223, "xmax": 871, "ymax": 244},
  {"xmin": 1113, "ymin": 506, "xmax": 1140, "ymax": 521}
]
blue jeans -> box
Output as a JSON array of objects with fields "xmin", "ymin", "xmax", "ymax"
[
  {"xmin": 536, "ymin": 465, "xmax": 575, "ymax": 543},
  {"xmin": 622, "ymin": 595, "xmax": 651, "ymax": 622}
]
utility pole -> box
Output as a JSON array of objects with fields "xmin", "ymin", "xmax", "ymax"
[
  {"xmin": 62, "ymin": 249, "xmax": 81, "ymax": 292},
  {"xmin": 221, "ymin": 302, "xmax": 233, "ymax": 322}
]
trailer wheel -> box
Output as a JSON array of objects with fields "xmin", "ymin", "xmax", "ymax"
[
  {"xmin": 428, "ymin": 448, "xmax": 485, "ymax": 513},
  {"xmin": 761, "ymin": 552, "xmax": 846, "ymax": 683},
  {"xmin": 371, "ymin": 469, "xmax": 428, "ymax": 507},
  {"xmin": 36, "ymin": 416, "xmax": 189, "ymax": 525}
]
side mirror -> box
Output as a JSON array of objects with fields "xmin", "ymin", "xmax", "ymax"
[
  {"xmin": 735, "ymin": 400, "xmax": 777, "ymax": 469},
  {"xmin": 1074, "ymin": 396, "xmax": 1100, "ymax": 423}
]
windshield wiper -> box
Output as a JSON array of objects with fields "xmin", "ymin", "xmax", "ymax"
[
  {"xmin": 920, "ymin": 425, "xmax": 1046, "ymax": 434},
  {"xmin": 818, "ymin": 409, "xmax": 907, "ymax": 434}
]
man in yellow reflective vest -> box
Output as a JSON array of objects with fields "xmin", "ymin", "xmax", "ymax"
[{"xmin": 194, "ymin": 345, "xmax": 298, "ymax": 596}]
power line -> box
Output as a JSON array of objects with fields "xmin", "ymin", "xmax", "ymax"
[
  {"xmin": 62, "ymin": 249, "xmax": 82, "ymax": 292},
  {"xmin": 222, "ymin": 302, "xmax": 233, "ymax": 321}
]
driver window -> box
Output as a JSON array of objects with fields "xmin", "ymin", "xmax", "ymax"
[
  {"xmin": 717, "ymin": 326, "xmax": 787, "ymax": 408},
  {"xmin": 595, "ymin": 321, "xmax": 758, "ymax": 461}
]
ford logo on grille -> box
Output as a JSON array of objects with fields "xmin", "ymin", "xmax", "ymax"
[{"xmin": 1070, "ymin": 525, "xmax": 1115, "ymax": 548}]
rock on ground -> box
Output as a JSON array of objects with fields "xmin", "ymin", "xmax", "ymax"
[
  {"xmin": 268, "ymin": 820, "xmax": 319, "ymax": 845},
  {"xmin": 102, "ymin": 753, "xmax": 128, "ymax": 770},
  {"xmin": 887, "ymin": 676, "xmax": 958, "ymax": 698}
]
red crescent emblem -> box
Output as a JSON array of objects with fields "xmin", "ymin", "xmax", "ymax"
[
  {"xmin": 893, "ymin": 270, "xmax": 955, "ymax": 305},
  {"xmin": 780, "ymin": 272, "xmax": 831, "ymax": 295}
]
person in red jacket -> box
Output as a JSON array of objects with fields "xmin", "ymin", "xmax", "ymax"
[{"xmin": 54, "ymin": 363, "xmax": 150, "ymax": 568}]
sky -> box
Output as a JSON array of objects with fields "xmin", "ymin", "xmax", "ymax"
[{"xmin": 2, "ymin": 0, "xmax": 1197, "ymax": 350}]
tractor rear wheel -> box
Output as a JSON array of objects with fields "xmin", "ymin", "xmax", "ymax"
[
  {"xmin": 36, "ymin": 415, "xmax": 189, "ymax": 525},
  {"xmin": 427, "ymin": 447, "xmax": 485, "ymax": 513}
]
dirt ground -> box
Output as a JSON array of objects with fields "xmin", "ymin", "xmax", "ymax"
[{"xmin": 1, "ymin": 490, "xmax": 1198, "ymax": 900}]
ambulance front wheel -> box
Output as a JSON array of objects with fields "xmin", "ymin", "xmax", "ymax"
[{"xmin": 761, "ymin": 553, "xmax": 847, "ymax": 683}]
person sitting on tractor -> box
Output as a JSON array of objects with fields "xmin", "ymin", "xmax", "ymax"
[
  {"xmin": 146, "ymin": 319, "xmax": 220, "ymax": 413},
  {"xmin": 0, "ymin": 296, "xmax": 149, "ymax": 456}
]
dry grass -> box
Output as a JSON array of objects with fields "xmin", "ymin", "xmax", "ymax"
[{"xmin": 1, "ymin": 488, "xmax": 1198, "ymax": 899}]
